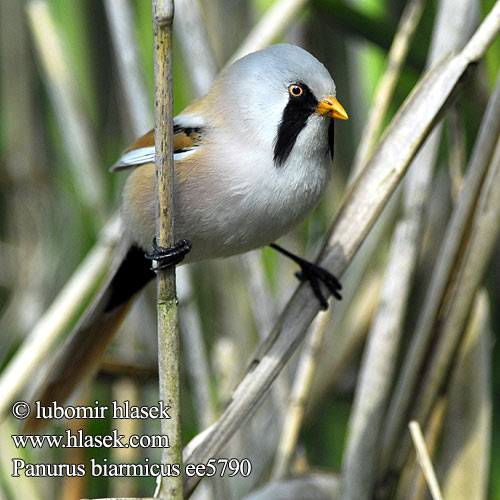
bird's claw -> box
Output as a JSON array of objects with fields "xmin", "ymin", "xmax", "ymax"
[
  {"xmin": 145, "ymin": 237, "xmax": 192, "ymax": 271},
  {"xmin": 294, "ymin": 260, "xmax": 342, "ymax": 310}
]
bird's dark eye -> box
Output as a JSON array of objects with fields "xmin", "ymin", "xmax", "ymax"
[{"xmin": 289, "ymin": 84, "xmax": 303, "ymax": 97}]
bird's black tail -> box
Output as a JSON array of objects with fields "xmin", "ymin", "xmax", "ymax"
[{"xmin": 24, "ymin": 243, "xmax": 154, "ymax": 433}]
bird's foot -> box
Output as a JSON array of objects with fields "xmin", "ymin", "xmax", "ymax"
[
  {"xmin": 145, "ymin": 237, "xmax": 192, "ymax": 271},
  {"xmin": 294, "ymin": 259, "xmax": 342, "ymax": 310},
  {"xmin": 269, "ymin": 243, "xmax": 342, "ymax": 309}
]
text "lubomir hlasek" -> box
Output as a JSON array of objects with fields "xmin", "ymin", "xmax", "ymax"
[{"xmin": 34, "ymin": 401, "xmax": 171, "ymax": 421}]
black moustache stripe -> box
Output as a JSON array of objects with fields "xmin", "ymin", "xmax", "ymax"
[
  {"xmin": 274, "ymin": 83, "xmax": 318, "ymax": 167},
  {"xmin": 328, "ymin": 119, "xmax": 334, "ymax": 161}
]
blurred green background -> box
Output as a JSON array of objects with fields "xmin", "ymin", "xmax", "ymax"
[{"xmin": 1, "ymin": 0, "xmax": 499, "ymax": 499}]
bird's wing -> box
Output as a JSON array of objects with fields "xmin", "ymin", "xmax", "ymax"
[{"xmin": 110, "ymin": 121, "xmax": 205, "ymax": 172}]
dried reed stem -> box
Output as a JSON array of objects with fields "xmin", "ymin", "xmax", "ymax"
[
  {"xmin": 152, "ymin": 1, "xmax": 183, "ymax": 498},
  {"xmin": 408, "ymin": 421, "xmax": 444, "ymax": 500}
]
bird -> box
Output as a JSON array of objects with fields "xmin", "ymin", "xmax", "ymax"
[{"xmin": 24, "ymin": 44, "xmax": 347, "ymax": 432}]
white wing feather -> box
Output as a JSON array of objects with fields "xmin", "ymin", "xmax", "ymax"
[{"xmin": 110, "ymin": 146, "xmax": 197, "ymax": 171}]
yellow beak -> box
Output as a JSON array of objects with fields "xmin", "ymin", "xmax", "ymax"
[{"xmin": 317, "ymin": 96, "xmax": 348, "ymax": 120}]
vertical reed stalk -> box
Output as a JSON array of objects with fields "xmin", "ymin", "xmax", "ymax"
[{"xmin": 152, "ymin": 1, "xmax": 183, "ymax": 498}]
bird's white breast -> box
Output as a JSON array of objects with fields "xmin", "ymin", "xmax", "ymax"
[
  {"xmin": 121, "ymin": 124, "xmax": 332, "ymax": 263},
  {"xmin": 121, "ymin": 116, "xmax": 332, "ymax": 262},
  {"xmin": 174, "ymin": 118, "xmax": 332, "ymax": 261}
]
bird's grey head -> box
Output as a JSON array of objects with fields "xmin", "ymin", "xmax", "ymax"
[{"xmin": 214, "ymin": 44, "xmax": 339, "ymax": 166}]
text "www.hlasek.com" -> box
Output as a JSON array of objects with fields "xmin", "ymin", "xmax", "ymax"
[{"xmin": 12, "ymin": 429, "xmax": 169, "ymax": 449}]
